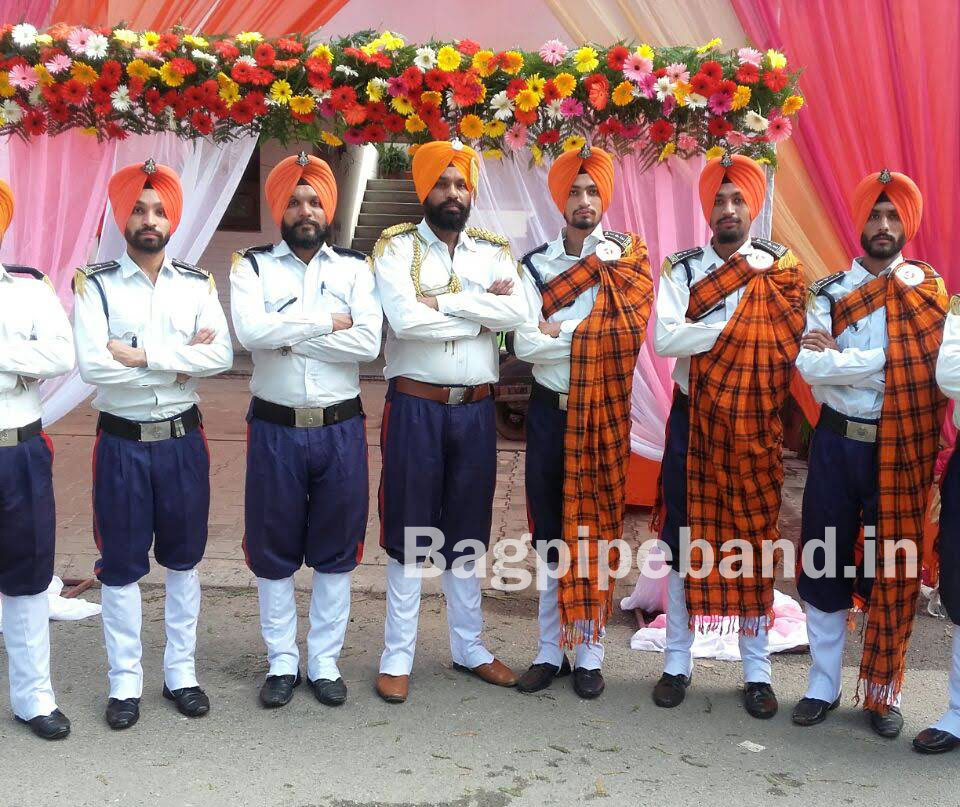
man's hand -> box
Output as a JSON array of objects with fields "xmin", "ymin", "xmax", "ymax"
[
  {"xmin": 188, "ymin": 328, "xmax": 216, "ymax": 346},
  {"xmin": 801, "ymin": 328, "xmax": 841, "ymax": 352},
  {"xmin": 539, "ymin": 321, "xmax": 563, "ymax": 338},
  {"xmin": 331, "ymin": 313, "xmax": 354, "ymax": 331},
  {"xmin": 107, "ymin": 339, "xmax": 147, "ymax": 368},
  {"xmin": 487, "ymin": 278, "xmax": 514, "ymax": 296},
  {"xmin": 416, "ymin": 295, "xmax": 439, "ymax": 310}
]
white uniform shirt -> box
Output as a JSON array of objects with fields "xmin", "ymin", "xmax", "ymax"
[
  {"xmin": 795, "ymin": 257, "xmax": 897, "ymax": 420},
  {"xmin": 74, "ymin": 251, "xmax": 233, "ymax": 421},
  {"xmin": 374, "ymin": 219, "xmax": 526, "ymax": 385},
  {"xmin": 230, "ymin": 240, "xmax": 382, "ymax": 408},
  {"xmin": 653, "ymin": 237, "xmax": 766, "ymax": 394},
  {"xmin": 513, "ymin": 224, "xmax": 603, "ymax": 393},
  {"xmin": 0, "ymin": 264, "xmax": 75, "ymax": 428},
  {"xmin": 937, "ymin": 299, "xmax": 960, "ymax": 428}
]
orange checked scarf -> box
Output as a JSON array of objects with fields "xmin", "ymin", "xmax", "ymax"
[
  {"xmin": 830, "ymin": 261, "xmax": 948, "ymax": 711},
  {"xmin": 684, "ymin": 250, "xmax": 805, "ymax": 634},
  {"xmin": 540, "ymin": 235, "xmax": 653, "ymax": 646}
]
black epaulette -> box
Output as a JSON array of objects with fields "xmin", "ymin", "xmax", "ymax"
[
  {"xmin": 332, "ymin": 245, "xmax": 367, "ymax": 261},
  {"xmin": 5, "ymin": 264, "xmax": 44, "ymax": 280},
  {"xmin": 72, "ymin": 260, "xmax": 120, "ymax": 318},
  {"xmin": 520, "ymin": 243, "xmax": 549, "ymax": 290},
  {"xmin": 751, "ymin": 237, "xmax": 788, "ymax": 259},
  {"xmin": 232, "ymin": 244, "xmax": 274, "ymax": 276},
  {"xmin": 603, "ymin": 230, "xmax": 632, "ymax": 251},
  {"xmin": 172, "ymin": 258, "xmax": 210, "ymax": 278},
  {"xmin": 663, "ymin": 247, "xmax": 703, "ymax": 286},
  {"xmin": 809, "ymin": 272, "xmax": 845, "ymax": 297}
]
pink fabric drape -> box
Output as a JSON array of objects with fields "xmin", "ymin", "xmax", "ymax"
[
  {"xmin": 731, "ymin": 0, "xmax": 960, "ymax": 288},
  {"xmin": 0, "ymin": 0, "xmax": 53, "ymax": 24},
  {"xmin": 0, "ymin": 131, "xmax": 118, "ymax": 311}
]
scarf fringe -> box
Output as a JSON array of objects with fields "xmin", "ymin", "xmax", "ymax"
[
  {"xmin": 857, "ymin": 676, "xmax": 903, "ymax": 714},
  {"xmin": 687, "ymin": 613, "xmax": 770, "ymax": 637},
  {"xmin": 561, "ymin": 607, "xmax": 608, "ymax": 648}
]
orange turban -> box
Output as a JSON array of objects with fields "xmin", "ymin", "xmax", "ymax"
[
  {"xmin": 851, "ymin": 169, "xmax": 922, "ymax": 243},
  {"xmin": 411, "ymin": 140, "xmax": 479, "ymax": 203},
  {"xmin": 265, "ymin": 152, "xmax": 338, "ymax": 226},
  {"xmin": 0, "ymin": 179, "xmax": 12, "ymax": 239},
  {"xmin": 547, "ymin": 146, "xmax": 615, "ymax": 213},
  {"xmin": 698, "ymin": 154, "xmax": 766, "ymax": 221},
  {"xmin": 108, "ymin": 159, "xmax": 183, "ymax": 234}
]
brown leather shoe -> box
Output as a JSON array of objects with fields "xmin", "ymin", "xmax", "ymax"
[
  {"xmin": 453, "ymin": 658, "xmax": 518, "ymax": 687},
  {"xmin": 375, "ymin": 673, "xmax": 409, "ymax": 704}
]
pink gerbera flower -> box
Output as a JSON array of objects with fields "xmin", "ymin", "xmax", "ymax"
[
  {"xmin": 66, "ymin": 27, "xmax": 93, "ymax": 56},
  {"xmin": 8, "ymin": 64, "xmax": 38, "ymax": 90},
  {"xmin": 623, "ymin": 53, "xmax": 652, "ymax": 83},
  {"xmin": 504, "ymin": 122, "xmax": 528, "ymax": 150},
  {"xmin": 45, "ymin": 54, "xmax": 72, "ymax": 75},
  {"xmin": 635, "ymin": 72, "xmax": 656, "ymax": 99},
  {"xmin": 737, "ymin": 47, "xmax": 763, "ymax": 66},
  {"xmin": 665, "ymin": 62, "xmax": 690, "ymax": 84},
  {"xmin": 134, "ymin": 48, "xmax": 163, "ymax": 62},
  {"xmin": 707, "ymin": 92, "xmax": 732, "ymax": 116},
  {"xmin": 559, "ymin": 98, "xmax": 583, "ymax": 118},
  {"xmin": 677, "ymin": 133, "xmax": 698, "ymax": 152},
  {"xmin": 539, "ymin": 39, "xmax": 568, "ymax": 65},
  {"xmin": 725, "ymin": 130, "xmax": 748, "ymax": 147},
  {"xmin": 386, "ymin": 76, "xmax": 406, "ymax": 98},
  {"xmin": 661, "ymin": 96, "xmax": 676, "ymax": 117},
  {"xmin": 765, "ymin": 114, "xmax": 793, "ymax": 142}
]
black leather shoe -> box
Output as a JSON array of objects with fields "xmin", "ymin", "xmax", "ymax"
[
  {"xmin": 573, "ymin": 667, "xmax": 605, "ymax": 699},
  {"xmin": 744, "ymin": 682, "xmax": 778, "ymax": 719},
  {"xmin": 652, "ymin": 672, "xmax": 691, "ymax": 708},
  {"xmin": 15, "ymin": 709, "xmax": 71, "ymax": 740},
  {"xmin": 869, "ymin": 705, "xmax": 904, "ymax": 738},
  {"xmin": 163, "ymin": 685, "xmax": 210, "ymax": 717},
  {"xmin": 517, "ymin": 656, "xmax": 572, "ymax": 694},
  {"xmin": 259, "ymin": 671, "xmax": 301, "ymax": 709},
  {"xmin": 792, "ymin": 695, "xmax": 841, "ymax": 726},
  {"xmin": 913, "ymin": 727, "xmax": 960, "ymax": 754},
  {"xmin": 105, "ymin": 697, "xmax": 140, "ymax": 730},
  {"xmin": 310, "ymin": 677, "xmax": 347, "ymax": 706}
]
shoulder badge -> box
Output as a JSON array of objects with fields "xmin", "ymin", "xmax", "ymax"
[
  {"xmin": 751, "ymin": 237, "xmax": 788, "ymax": 259},
  {"xmin": 332, "ymin": 245, "xmax": 367, "ymax": 262},
  {"xmin": 173, "ymin": 258, "xmax": 215, "ymax": 292},
  {"xmin": 662, "ymin": 247, "xmax": 703, "ymax": 283},
  {"xmin": 231, "ymin": 244, "xmax": 273, "ymax": 275},
  {"xmin": 809, "ymin": 272, "xmax": 845, "ymax": 296},
  {"xmin": 371, "ymin": 222, "xmax": 418, "ymax": 260},
  {"xmin": 950, "ymin": 295, "xmax": 960, "ymax": 317},
  {"xmin": 602, "ymin": 230, "xmax": 632, "ymax": 251},
  {"xmin": 73, "ymin": 259, "xmax": 120, "ymax": 296}
]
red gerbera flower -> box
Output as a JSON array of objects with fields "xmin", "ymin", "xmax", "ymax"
[
  {"xmin": 423, "ymin": 68, "xmax": 447, "ymax": 91},
  {"xmin": 537, "ymin": 130, "xmax": 560, "ymax": 145},
  {"xmin": 61, "ymin": 78, "xmax": 88, "ymax": 106},
  {"xmin": 429, "ymin": 120, "xmax": 450, "ymax": 140},
  {"xmin": 450, "ymin": 73, "xmax": 483, "ymax": 106},
  {"xmin": 305, "ymin": 56, "xmax": 331, "ymax": 74},
  {"xmin": 363, "ymin": 123, "xmax": 386, "ymax": 143},
  {"xmin": 291, "ymin": 109, "xmax": 315, "ymax": 124},
  {"xmin": 307, "ymin": 71, "xmax": 332, "ymax": 91},
  {"xmin": 24, "ymin": 109, "xmax": 47, "ymax": 136},
  {"xmin": 598, "ymin": 118, "xmax": 624, "ymax": 137},
  {"xmin": 184, "ymin": 86, "xmax": 206, "ymax": 109},
  {"xmin": 100, "ymin": 60, "xmax": 122, "ymax": 83},
  {"xmin": 505, "ymin": 78, "xmax": 528, "ymax": 99},
  {"xmin": 215, "ymin": 41, "xmax": 240, "ymax": 61},
  {"xmin": 91, "ymin": 77, "xmax": 115, "ymax": 104},
  {"xmin": 707, "ymin": 116, "xmax": 733, "ymax": 137},
  {"xmin": 276, "ymin": 38, "xmax": 304, "ymax": 55},
  {"xmin": 207, "ymin": 97, "xmax": 228, "ymax": 118},
  {"xmin": 418, "ymin": 103, "xmax": 441, "ymax": 125},
  {"xmin": 700, "ymin": 61, "xmax": 723, "ymax": 82},
  {"xmin": 156, "ymin": 33, "xmax": 180, "ymax": 54},
  {"xmin": 653, "ymin": 67, "xmax": 667, "ymax": 78},
  {"xmin": 231, "ymin": 62, "xmax": 255, "ymax": 84},
  {"xmin": 342, "ymin": 103, "xmax": 368, "ymax": 125},
  {"xmin": 583, "ymin": 75, "xmax": 610, "ymax": 110},
  {"xmin": 41, "ymin": 83, "xmax": 62, "ymax": 103},
  {"xmin": 370, "ymin": 52, "xmax": 393, "ymax": 69},
  {"xmin": 762, "ymin": 69, "xmax": 788, "ymax": 92},
  {"xmin": 254, "ymin": 44, "xmax": 276, "ymax": 67},
  {"xmin": 384, "ymin": 113, "xmax": 405, "ymax": 133},
  {"xmin": 542, "ymin": 80, "xmax": 560, "ymax": 104},
  {"xmin": 717, "ymin": 79, "xmax": 737, "ymax": 98},
  {"xmin": 401, "ymin": 66, "xmax": 423, "ymax": 92},
  {"xmin": 105, "ymin": 121, "xmax": 129, "ymax": 140},
  {"xmin": 127, "ymin": 77, "xmax": 145, "ymax": 99},
  {"xmin": 343, "ymin": 47, "xmax": 364, "ymax": 61},
  {"xmin": 273, "ymin": 59, "xmax": 299, "ymax": 71},
  {"xmin": 736, "ymin": 64, "xmax": 759, "ymax": 84},
  {"xmin": 247, "ymin": 92, "xmax": 268, "ymax": 116},
  {"xmin": 649, "ymin": 118, "xmax": 675, "ymax": 142},
  {"xmin": 366, "ymin": 101, "xmax": 387, "ymax": 122},
  {"xmin": 169, "ymin": 58, "xmax": 197, "ymax": 76},
  {"xmin": 606, "ymin": 45, "xmax": 630, "ymax": 71},
  {"xmin": 47, "ymin": 100, "xmax": 70, "ymax": 123},
  {"xmin": 250, "ymin": 69, "xmax": 275, "ymax": 87},
  {"xmin": 343, "ymin": 127, "xmax": 366, "ymax": 145},
  {"xmin": 689, "ymin": 72, "xmax": 717, "ymax": 97},
  {"xmin": 190, "ymin": 110, "xmax": 213, "ymax": 135},
  {"xmin": 330, "ymin": 86, "xmax": 357, "ymax": 111},
  {"xmin": 457, "ymin": 38, "xmax": 480, "ymax": 56},
  {"xmin": 230, "ymin": 98, "xmax": 255, "ymax": 124},
  {"xmin": 513, "ymin": 108, "xmax": 537, "ymax": 125}
]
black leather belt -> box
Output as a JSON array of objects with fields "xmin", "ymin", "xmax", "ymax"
[
  {"xmin": 530, "ymin": 381, "xmax": 569, "ymax": 411},
  {"xmin": 0, "ymin": 418, "xmax": 42, "ymax": 448},
  {"xmin": 817, "ymin": 404, "xmax": 878, "ymax": 443},
  {"xmin": 97, "ymin": 406, "xmax": 202, "ymax": 442},
  {"xmin": 250, "ymin": 396, "xmax": 363, "ymax": 428}
]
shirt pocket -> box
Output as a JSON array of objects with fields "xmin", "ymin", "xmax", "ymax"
[
  {"xmin": 169, "ymin": 307, "xmax": 199, "ymax": 339},
  {"xmin": 107, "ymin": 315, "xmax": 142, "ymax": 344}
]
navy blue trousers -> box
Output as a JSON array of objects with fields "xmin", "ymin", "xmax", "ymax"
[
  {"xmin": 658, "ymin": 393, "xmax": 690, "ymax": 574},
  {"xmin": 243, "ymin": 406, "xmax": 368, "ymax": 579},
  {"xmin": 938, "ymin": 449, "xmax": 960, "ymax": 626},
  {"xmin": 524, "ymin": 395, "xmax": 565, "ymax": 565},
  {"xmin": 797, "ymin": 422, "xmax": 878, "ymax": 612},
  {"xmin": 0, "ymin": 433, "xmax": 55, "ymax": 597},
  {"xmin": 378, "ymin": 382, "xmax": 496, "ymax": 566},
  {"xmin": 93, "ymin": 426, "xmax": 210, "ymax": 587}
]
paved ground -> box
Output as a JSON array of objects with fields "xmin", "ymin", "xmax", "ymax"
[{"xmin": 1, "ymin": 375, "xmax": 957, "ymax": 806}]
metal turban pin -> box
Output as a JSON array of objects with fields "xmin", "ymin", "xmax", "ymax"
[{"xmin": 142, "ymin": 158, "xmax": 158, "ymax": 175}]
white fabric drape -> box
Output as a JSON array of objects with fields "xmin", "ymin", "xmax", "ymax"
[{"xmin": 37, "ymin": 133, "xmax": 257, "ymax": 425}]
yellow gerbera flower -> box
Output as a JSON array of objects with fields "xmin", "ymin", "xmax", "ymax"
[
  {"xmin": 514, "ymin": 88, "xmax": 540, "ymax": 112},
  {"xmin": 756, "ymin": 157, "xmax": 772, "ymax": 165},
  {"xmin": 321, "ymin": 131, "xmax": 343, "ymax": 147},
  {"xmin": 553, "ymin": 72, "xmax": 576, "ymax": 98},
  {"xmin": 289, "ymin": 95, "xmax": 315, "ymax": 115},
  {"xmin": 113, "ymin": 29, "xmax": 138, "ymax": 46},
  {"xmin": 658, "ymin": 142, "xmax": 676, "ymax": 161},
  {"xmin": 127, "ymin": 59, "xmax": 153, "ymax": 81},
  {"xmin": 311, "ymin": 45, "xmax": 334, "ymax": 63},
  {"xmin": 219, "ymin": 82, "xmax": 240, "ymax": 105},
  {"xmin": 705, "ymin": 146, "xmax": 726, "ymax": 160},
  {"xmin": 781, "ymin": 95, "xmax": 804, "ymax": 116},
  {"xmin": 612, "ymin": 80, "xmax": 635, "ymax": 106},
  {"xmin": 472, "ymin": 50, "xmax": 495, "ymax": 77},
  {"xmin": 562, "ymin": 134, "xmax": 586, "ymax": 152},
  {"xmin": 526, "ymin": 74, "xmax": 546, "ymax": 96},
  {"xmin": 236, "ymin": 32, "xmax": 264, "ymax": 45},
  {"xmin": 501, "ymin": 51, "xmax": 524, "ymax": 75},
  {"xmin": 405, "ymin": 114, "xmax": 426, "ymax": 134},
  {"xmin": 380, "ymin": 32, "xmax": 405, "ymax": 51},
  {"xmin": 391, "ymin": 96, "xmax": 414, "ymax": 115},
  {"xmin": 34, "ymin": 64, "xmax": 54, "ymax": 87},
  {"xmin": 483, "ymin": 149, "xmax": 503, "ymax": 160},
  {"xmin": 0, "ymin": 73, "xmax": 15, "ymax": 99},
  {"xmin": 437, "ymin": 46, "xmax": 462, "ymax": 71},
  {"xmin": 139, "ymin": 32, "xmax": 160, "ymax": 49},
  {"xmin": 366, "ymin": 79, "xmax": 384, "ymax": 102},
  {"xmin": 573, "ymin": 46, "xmax": 599, "ymax": 73},
  {"xmin": 636, "ymin": 44, "xmax": 655, "ymax": 62},
  {"xmin": 160, "ymin": 63, "xmax": 185, "ymax": 87},
  {"xmin": 71, "ymin": 62, "xmax": 99, "ymax": 86},
  {"xmin": 459, "ymin": 114, "xmax": 485, "ymax": 139},
  {"xmin": 270, "ymin": 80, "xmax": 293, "ymax": 105},
  {"xmin": 696, "ymin": 37, "xmax": 722, "ymax": 54},
  {"xmin": 766, "ymin": 49, "xmax": 787, "ymax": 70},
  {"xmin": 484, "ymin": 119, "xmax": 506, "ymax": 137},
  {"xmin": 731, "ymin": 85, "xmax": 751, "ymax": 111},
  {"xmin": 35, "ymin": 34, "xmax": 52, "ymax": 46},
  {"xmin": 530, "ymin": 144, "xmax": 543, "ymax": 166},
  {"xmin": 420, "ymin": 90, "xmax": 442, "ymax": 107},
  {"xmin": 183, "ymin": 35, "xmax": 209, "ymax": 49}
]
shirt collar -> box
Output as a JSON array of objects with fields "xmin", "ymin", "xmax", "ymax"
[
  {"xmin": 701, "ymin": 235, "xmax": 752, "ymax": 270},
  {"xmin": 547, "ymin": 222, "xmax": 605, "ymax": 259},
  {"xmin": 0, "ymin": 263, "xmax": 10, "ymax": 282},
  {"xmin": 852, "ymin": 253, "xmax": 905, "ymax": 279},
  {"xmin": 417, "ymin": 218, "xmax": 476, "ymax": 252},
  {"xmin": 118, "ymin": 250, "xmax": 174, "ymax": 279},
  {"xmin": 272, "ymin": 239, "xmax": 336, "ymax": 266}
]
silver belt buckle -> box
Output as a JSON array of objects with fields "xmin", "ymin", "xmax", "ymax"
[
  {"xmin": 557, "ymin": 393, "xmax": 569, "ymax": 411},
  {"xmin": 845, "ymin": 420, "xmax": 877, "ymax": 443},
  {"xmin": 0, "ymin": 428, "xmax": 17, "ymax": 447},
  {"xmin": 172, "ymin": 417, "xmax": 186, "ymax": 438},
  {"xmin": 140, "ymin": 421, "xmax": 171, "ymax": 442},
  {"xmin": 295, "ymin": 407, "xmax": 325, "ymax": 428},
  {"xmin": 447, "ymin": 387, "xmax": 467, "ymax": 405}
]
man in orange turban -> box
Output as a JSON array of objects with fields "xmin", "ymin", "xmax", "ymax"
[
  {"xmin": 75, "ymin": 158, "xmax": 233, "ymax": 730},
  {"xmin": 411, "ymin": 139, "xmax": 478, "ymax": 204},
  {"xmin": 652, "ymin": 153, "xmax": 804, "ymax": 720},
  {"xmin": 265, "ymin": 152, "xmax": 338, "ymax": 228},
  {"xmin": 0, "ymin": 179, "xmax": 13, "ymax": 239},
  {"xmin": 797, "ymin": 169, "xmax": 945, "ymax": 741},
  {"xmin": 513, "ymin": 144, "xmax": 653, "ymax": 701}
]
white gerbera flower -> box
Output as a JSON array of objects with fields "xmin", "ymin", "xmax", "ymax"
[
  {"xmin": 12, "ymin": 23, "xmax": 38, "ymax": 48},
  {"xmin": 685, "ymin": 93, "xmax": 708, "ymax": 110},
  {"xmin": 235, "ymin": 55, "xmax": 257, "ymax": 68},
  {"xmin": 335, "ymin": 65, "xmax": 358, "ymax": 78},
  {"xmin": 111, "ymin": 85, "xmax": 131, "ymax": 112},
  {"xmin": 191, "ymin": 50, "xmax": 218, "ymax": 66},
  {"xmin": 28, "ymin": 86, "xmax": 43, "ymax": 107},
  {"xmin": 414, "ymin": 47, "xmax": 437, "ymax": 70},
  {"xmin": 84, "ymin": 34, "xmax": 109, "ymax": 60},
  {"xmin": 490, "ymin": 90, "xmax": 515, "ymax": 121},
  {"xmin": 654, "ymin": 76, "xmax": 676, "ymax": 102},
  {"xmin": 744, "ymin": 110, "xmax": 769, "ymax": 132},
  {"xmin": 545, "ymin": 99, "xmax": 563, "ymax": 120},
  {"xmin": 1, "ymin": 100, "xmax": 22, "ymax": 123}
]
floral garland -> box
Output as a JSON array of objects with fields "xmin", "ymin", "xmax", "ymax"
[{"xmin": 0, "ymin": 24, "xmax": 804, "ymax": 168}]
